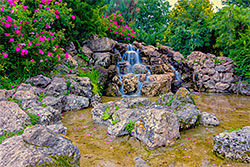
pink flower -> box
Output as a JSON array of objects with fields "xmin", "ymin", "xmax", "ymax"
[
  {"xmin": 27, "ymin": 42, "xmax": 32, "ymax": 46},
  {"xmin": 6, "ymin": 15, "xmax": 12, "ymax": 22},
  {"xmin": 23, "ymin": 6, "xmax": 28, "ymax": 9},
  {"xmin": 16, "ymin": 30, "xmax": 21, "ymax": 34},
  {"xmin": 2, "ymin": 52, "xmax": 8, "ymax": 57},
  {"xmin": 128, "ymin": 37, "xmax": 130, "ymax": 40},
  {"xmin": 71, "ymin": 15, "xmax": 75, "ymax": 20},
  {"xmin": 39, "ymin": 4, "xmax": 42, "ymax": 8},
  {"xmin": 48, "ymin": 52, "xmax": 53, "ymax": 57},
  {"xmin": 69, "ymin": 69, "xmax": 71, "ymax": 73},
  {"xmin": 13, "ymin": 24, "xmax": 17, "ymax": 28},
  {"xmin": 5, "ymin": 24, "xmax": 11, "ymax": 28},
  {"xmin": 39, "ymin": 50, "xmax": 44, "ymax": 55},
  {"xmin": 15, "ymin": 47, "xmax": 20, "ymax": 51},
  {"xmin": 33, "ymin": 19, "xmax": 37, "ymax": 22},
  {"xmin": 114, "ymin": 22, "xmax": 117, "ymax": 25},
  {"xmin": 110, "ymin": 20, "xmax": 113, "ymax": 22},
  {"xmin": 56, "ymin": 15, "xmax": 59, "ymax": 19},
  {"xmin": 4, "ymin": 33, "xmax": 9, "ymax": 36},
  {"xmin": 0, "ymin": 8, "xmax": 4, "ymax": 12},
  {"xmin": 110, "ymin": 23, "xmax": 112, "ymax": 27},
  {"xmin": 40, "ymin": 60, "xmax": 43, "ymax": 63},
  {"xmin": 39, "ymin": 36, "xmax": 45, "ymax": 43},
  {"xmin": 34, "ymin": 9, "xmax": 38, "ymax": 12},
  {"xmin": 21, "ymin": 49, "xmax": 28, "ymax": 55},
  {"xmin": 9, "ymin": 38, "xmax": 14, "ymax": 42},
  {"xmin": 31, "ymin": 59, "xmax": 34, "ymax": 61},
  {"xmin": 36, "ymin": 43, "xmax": 41, "ymax": 46},
  {"xmin": 65, "ymin": 52, "xmax": 69, "ymax": 59}
]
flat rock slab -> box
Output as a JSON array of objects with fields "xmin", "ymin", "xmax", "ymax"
[
  {"xmin": 214, "ymin": 126, "xmax": 250, "ymax": 163},
  {"xmin": 0, "ymin": 125, "xmax": 81, "ymax": 167}
]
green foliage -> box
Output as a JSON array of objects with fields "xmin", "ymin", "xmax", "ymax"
[
  {"xmin": 38, "ymin": 92, "xmax": 46, "ymax": 102},
  {"xmin": 115, "ymin": 105, "xmax": 120, "ymax": 110},
  {"xmin": 104, "ymin": 11, "xmax": 137, "ymax": 43},
  {"xmin": 27, "ymin": 113, "xmax": 40, "ymax": 125},
  {"xmin": 0, "ymin": 124, "xmax": 33, "ymax": 144},
  {"xmin": 229, "ymin": 28, "xmax": 250, "ymax": 81},
  {"xmin": 166, "ymin": 96, "xmax": 175, "ymax": 106},
  {"xmin": 125, "ymin": 120, "xmax": 136, "ymax": 134},
  {"xmin": 0, "ymin": 0, "xmax": 73, "ymax": 86},
  {"xmin": 111, "ymin": 112, "xmax": 118, "ymax": 125},
  {"xmin": 102, "ymin": 106, "xmax": 111, "ymax": 120},
  {"xmin": 164, "ymin": 0, "xmax": 214, "ymax": 56},
  {"xmin": 105, "ymin": 0, "xmax": 138, "ymax": 22},
  {"xmin": 134, "ymin": 0, "xmax": 170, "ymax": 45},
  {"xmin": 78, "ymin": 68, "xmax": 103, "ymax": 95},
  {"xmin": 224, "ymin": 128, "xmax": 241, "ymax": 133},
  {"xmin": 64, "ymin": 0, "xmax": 108, "ymax": 43},
  {"xmin": 222, "ymin": 0, "xmax": 250, "ymax": 7}
]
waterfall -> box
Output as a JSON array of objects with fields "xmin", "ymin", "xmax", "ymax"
[
  {"xmin": 117, "ymin": 44, "xmax": 151, "ymax": 97},
  {"xmin": 172, "ymin": 66, "xmax": 182, "ymax": 81}
]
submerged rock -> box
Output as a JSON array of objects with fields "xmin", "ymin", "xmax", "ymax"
[
  {"xmin": 0, "ymin": 125, "xmax": 81, "ymax": 167},
  {"xmin": 200, "ymin": 112, "xmax": 220, "ymax": 126},
  {"xmin": 214, "ymin": 126, "xmax": 250, "ymax": 163}
]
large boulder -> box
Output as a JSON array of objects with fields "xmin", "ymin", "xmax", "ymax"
[
  {"xmin": 62, "ymin": 94, "xmax": 89, "ymax": 111},
  {"xmin": 27, "ymin": 106, "xmax": 61, "ymax": 125},
  {"xmin": 132, "ymin": 109, "xmax": 180, "ymax": 148},
  {"xmin": 67, "ymin": 77, "xmax": 93, "ymax": 98},
  {"xmin": 121, "ymin": 73, "xmax": 138, "ymax": 95},
  {"xmin": 87, "ymin": 37, "xmax": 116, "ymax": 52},
  {"xmin": 0, "ymin": 125, "xmax": 81, "ymax": 167},
  {"xmin": 41, "ymin": 96, "xmax": 64, "ymax": 111},
  {"xmin": 157, "ymin": 88, "xmax": 202, "ymax": 130},
  {"xmin": 0, "ymin": 101, "xmax": 31, "ymax": 136},
  {"xmin": 12, "ymin": 83, "xmax": 38, "ymax": 101},
  {"xmin": 47, "ymin": 121, "xmax": 67, "ymax": 135},
  {"xmin": 214, "ymin": 126, "xmax": 250, "ymax": 163},
  {"xmin": 141, "ymin": 74, "xmax": 174, "ymax": 96},
  {"xmin": 92, "ymin": 52, "xmax": 112, "ymax": 68},
  {"xmin": 45, "ymin": 77, "xmax": 67, "ymax": 97},
  {"xmin": 26, "ymin": 75, "xmax": 51, "ymax": 88}
]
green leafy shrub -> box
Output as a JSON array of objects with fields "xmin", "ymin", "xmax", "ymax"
[
  {"xmin": 125, "ymin": 120, "xmax": 136, "ymax": 134},
  {"xmin": 104, "ymin": 11, "xmax": 137, "ymax": 43},
  {"xmin": 115, "ymin": 105, "xmax": 120, "ymax": 110},
  {"xmin": 64, "ymin": 0, "xmax": 108, "ymax": 43},
  {"xmin": 27, "ymin": 113, "xmax": 40, "ymax": 125},
  {"xmin": 0, "ymin": 0, "xmax": 73, "ymax": 89},
  {"xmin": 102, "ymin": 106, "xmax": 111, "ymax": 120},
  {"xmin": 78, "ymin": 68, "xmax": 103, "ymax": 95}
]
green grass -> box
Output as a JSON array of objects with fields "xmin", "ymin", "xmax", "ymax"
[
  {"xmin": 125, "ymin": 120, "xmax": 136, "ymax": 134},
  {"xmin": 27, "ymin": 113, "xmax": 40, "ymax": 125},
  {"xmin": 224, "ymin": 128, "xmax": 241, "ymax": 133}
]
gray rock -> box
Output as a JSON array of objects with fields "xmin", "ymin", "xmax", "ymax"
[
  {"xmin": 0, "ymin": 89, "xmax": 7, "ymax": 101},
  {"xmin": 47, "ymin": 121, "xmax": 67, "ymax": 135},
  {"xmin": 21, "ymin": 99, "xmax": 41, "ymax": 109},
  {"xmin": 132, "ymin": 108, "xmax": 180, "ymax": 148},
  {"xmin": 27, "ymin": 106, "xmax": 61, "ymax": 125},
  {"xmin": 237, "ymin": 81, "xmax": 250, "ymax": 96},
  {"xmin": 45, "ymin": 77, "xmax": 67, "ymax": 97},
  {"xmin": 133, "ymin": 64, "xmax": 149, "ymax": 74},
  {"xmin": 26, "ymin": 75, "xmax": 51, "ymax": 88},
  {"xmin": 87, "ymin": 37, "xmax": 116, "ymax": 52},
  {"xmin": 0, "ymin": 101, "xmax": 31, "ymax": 136},
  {"xmin": 90, "ymin": 94, "xmax": 102, "ymax": 107},
  {"xmin": 5, "ymin": 89, "xmax": 16, "ymax": 99},
  {"xmin": 63, "ymin": 94, "xmax": 89, "ymax": 111},
  {"xmin": 214, "ymin": 126, "xmax": 250, "ymax": 163},
  {"xmin": 200, "ymin": 112, "xmax": 220, "ymax": 126},
  {"xmin": 67, "ymin": 77, "xmax": 93, "ymax": 98},
  {"xmin": 41, "ymin": 96, "xmax": 64, "ymax": 111},
  {"xmin": 107, "ymin": 119, "xmax": 129, "ymax": 137},
  {"xmin": 0, "ymin": 125, "xmax": 81, "ymax": 167},
  {"xmin": 93, "ymin": 52, "xmax": 112, "ymax": 68},
  {"xmin": 122, "ymin": 73, "xmax": 139, "ymax": 95},
  {"xmin": 134, "ymin": 157, "xmax": 150, "ymax": 167},
  {"xmin": 215, "ymin": 82, "xmax": 230, "ymax": 91}
]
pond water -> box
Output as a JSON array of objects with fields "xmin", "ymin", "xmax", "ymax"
[{"xmin": 62, "ymin": 94, "xmax": 250, "ymax": 167}]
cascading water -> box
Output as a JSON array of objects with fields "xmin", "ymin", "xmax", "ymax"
[
  {"xmin": 117, "ymin": 45, "xmax": 151, "ymax": 97},
  {"xmin": 172, "ymin": 66, "xmax": 182, "ymax": 81}
]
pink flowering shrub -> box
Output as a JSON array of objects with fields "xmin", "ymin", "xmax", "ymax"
[
  {"xmin": 104, "ymin": 11, "xmax": 137, "ymax": 43},
  {"xmin": 0, "ymin": 0, "xmax": 74, "ymax": 89}
]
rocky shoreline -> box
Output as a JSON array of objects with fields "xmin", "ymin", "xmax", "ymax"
[{"xmin": 0, "ymin": 37, "xmax": 250, "ymax": 166}]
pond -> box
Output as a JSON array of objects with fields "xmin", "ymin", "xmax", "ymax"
[{"xmin": 62, "ymin": 94, "xmax": 250, "ymax": 167}]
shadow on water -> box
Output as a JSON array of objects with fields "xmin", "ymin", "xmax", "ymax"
[{"xmin": 62, "ymin": 94, "xmax": 250, "ymax": 167}]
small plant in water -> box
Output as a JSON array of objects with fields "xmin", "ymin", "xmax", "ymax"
[
  {"xmin": 125, "ymin": 120, "xmax": 136, "ymax": 134},
  {"xmin": 102, "ymin": 106, "xmax": 111, "ymax": 120}
]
